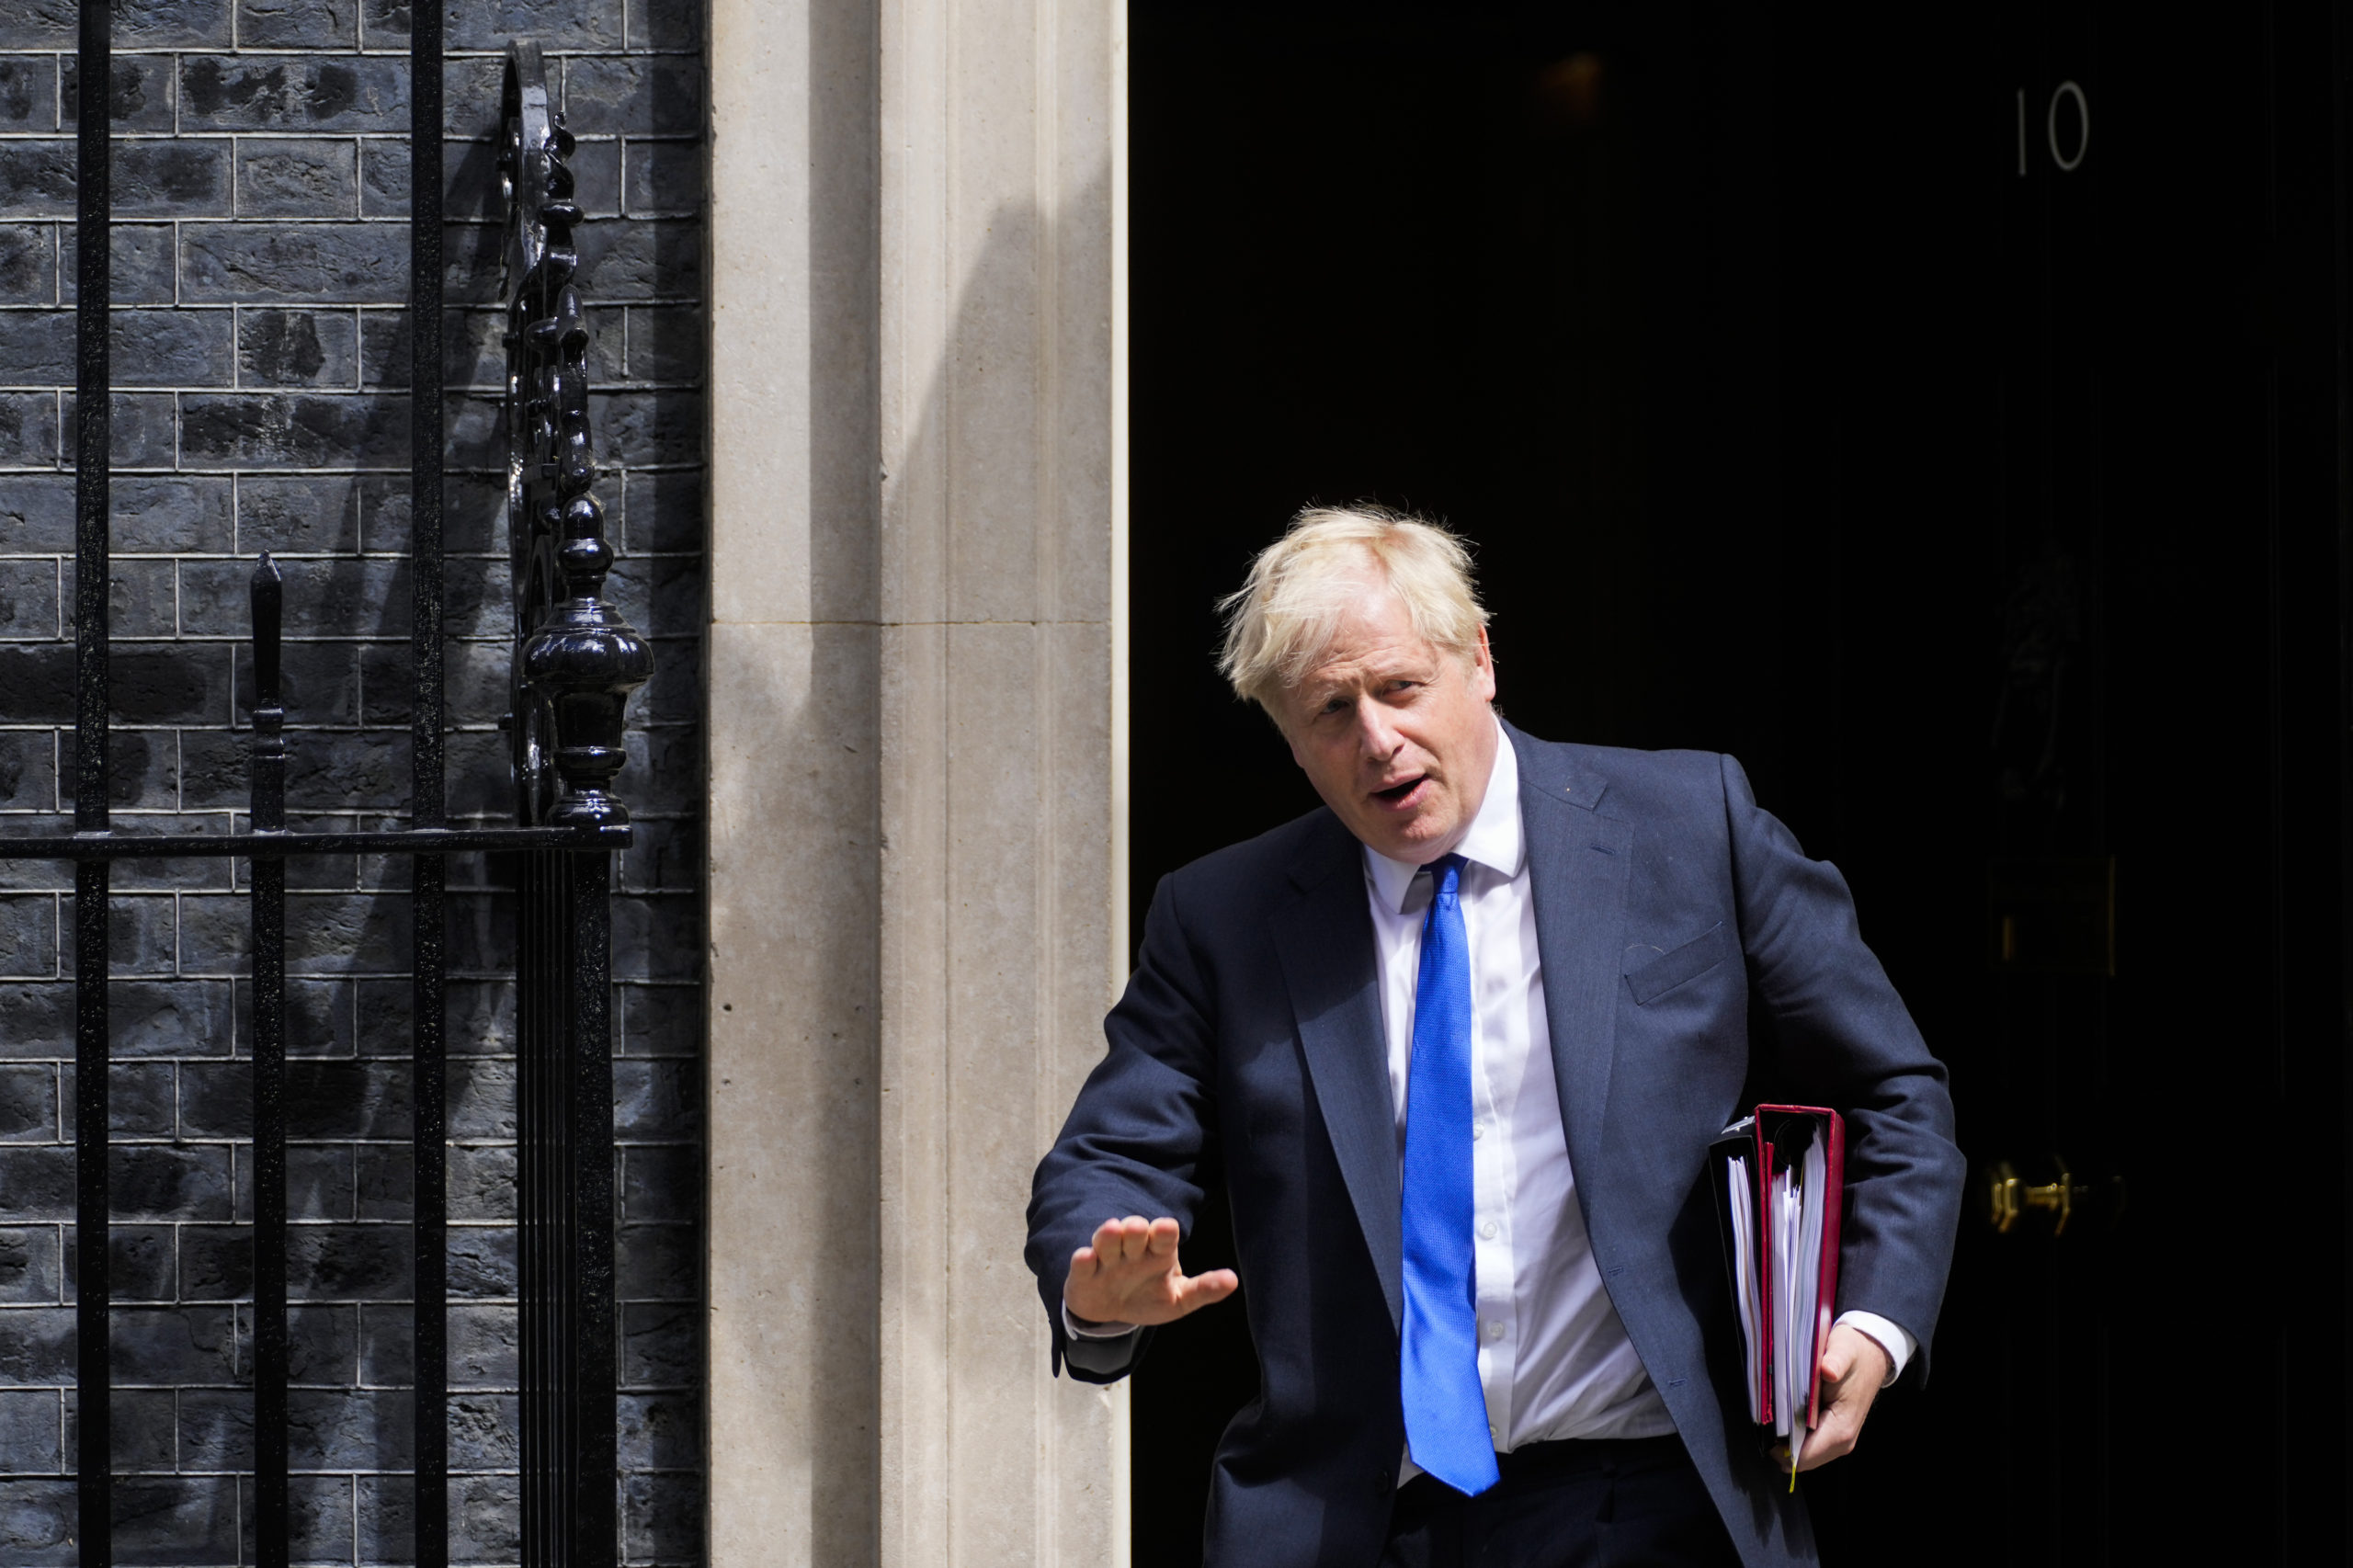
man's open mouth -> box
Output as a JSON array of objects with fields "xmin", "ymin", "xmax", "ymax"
[{"xmin": 1371, "ymin": 776, "xmax": 1426, "ymax": 804}]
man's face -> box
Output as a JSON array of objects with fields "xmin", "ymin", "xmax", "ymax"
[{"xmin": 1272, "ymin": 574, "xmax": 1499, "ymax": 865}]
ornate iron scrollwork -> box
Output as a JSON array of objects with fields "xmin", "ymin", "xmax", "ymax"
[{"xmin": 499, "ymin": 41, "xmax": 652, "ymax": 827}]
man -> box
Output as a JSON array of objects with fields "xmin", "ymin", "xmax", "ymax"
[{"xmin": 1026, "ymin": 508, "xmax": 1964, "ymax": 1567}]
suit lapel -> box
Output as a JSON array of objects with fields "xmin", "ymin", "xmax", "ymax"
[
  {"xmin": 1270, "ymin": 816, "xmax": 1404, "ymax": 1333},
  {"xmin": 1267, "ymin": 732, "xmax": 1628, "ymax": 1333},
  {"xmin": 1511, "ymin": 726, "xmax": 1632, "ymax": 1179}
]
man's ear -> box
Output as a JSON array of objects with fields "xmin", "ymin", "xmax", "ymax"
[{"xmin": 1470, "ymin": 629, "xmax": 1497, "ymax": 703}]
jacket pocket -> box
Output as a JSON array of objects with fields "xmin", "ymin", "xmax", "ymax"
[{"xmin": 1623, "ymin": 921, "xmax": 1730, "ymax": 1006}]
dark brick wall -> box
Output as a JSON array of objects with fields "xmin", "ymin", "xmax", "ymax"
[{"xmin": 0, "ymin": 3, "xmax": 706, "ymax": 1563}]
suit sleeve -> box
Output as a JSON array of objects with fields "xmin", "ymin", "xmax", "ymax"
[
  {"xmin": 1025, "ymin": 869, "xmax": 1223, "ymax": 1383},
  {"xmin": 1722, "ymin": 753, "xmax": 1966, "ymax": 1385}
]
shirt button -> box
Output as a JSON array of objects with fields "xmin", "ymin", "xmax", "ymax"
[
  {"xmin": 1488, "ymin": 1424, "xmax": 1500, "ymax": 1441},
  {"xmin": 1485, "ymin": 1321, "xmax": 1505, "ymax": 1341},
  {"xmin": 1479, "ymin": 1220, "xmax": 1499, "ymax": 1241},
  {"xmin": 1472, "ymin": 1122, "xmax": 1486, "ymax": 1141}
]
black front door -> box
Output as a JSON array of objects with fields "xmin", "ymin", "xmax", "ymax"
[
  {"xmin": 1804, "ymin": 5, "xmax": 2347, "ymax": 1562},
  {"xmin": 1127, "ymin": 4, "xmax": 2348, "ymax": 1562}
]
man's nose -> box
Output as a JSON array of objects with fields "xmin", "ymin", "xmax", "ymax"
[{"xmin": 1353, "ymin": 698, "xmax": 1404, "ymax": 759}]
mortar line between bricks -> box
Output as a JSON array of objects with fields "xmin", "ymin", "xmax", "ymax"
[
  {"xmin": 0, "ymin": 461, "xmax": 711, "ymax": 472},
  {"xmin": 0, "ymin": 385, "xmax": 709, "ymax": 396},
  {"xmin": 0, "ymin": 126, "xmax": 707, "ymax": 137},
  {"xmin": 0, "ymin": 552, "xmax": 704, "ymax": 562},
  {"xmin": 11, "ymin": 43, "xmax": 706, "ymax": 52}
]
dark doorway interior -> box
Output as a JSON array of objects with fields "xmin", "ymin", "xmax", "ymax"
[{"xmin": 1128, "ymin": 1, "xmax": 2349, "ymax": 1564}]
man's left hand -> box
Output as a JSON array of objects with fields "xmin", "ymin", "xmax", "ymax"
[{"xmin": 1793, "ymin": 1323, "xmax": 1891, "ymax": 1472}]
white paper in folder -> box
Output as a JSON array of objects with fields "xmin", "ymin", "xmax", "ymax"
[{"xmin": 1713, "ymin": 1108, "xmax": 1846, "ymax": 1465}]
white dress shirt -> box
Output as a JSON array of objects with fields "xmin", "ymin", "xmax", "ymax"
[
  {"xmin": 1071, "ymin": 722, "xmax": 1915, "ymax": 1452},
  {"xmin": 1364, "ymin": 726, "xmax": 1674, "ymax": 1462}
]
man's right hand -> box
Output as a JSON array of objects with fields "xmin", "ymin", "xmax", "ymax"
[{"xmin": 1063, "ymin": 1215, "xmax": 1238, "ymax": 1329}]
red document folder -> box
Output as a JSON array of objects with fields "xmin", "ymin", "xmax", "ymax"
[{"xmin": 1711, "ymin": 1106, "xmax": 1846, "ymax": 1440}]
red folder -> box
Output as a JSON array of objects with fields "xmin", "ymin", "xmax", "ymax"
[{"xmin": 1710, "ymin": 1106, "xmax": 1846, "ymax": 1438}]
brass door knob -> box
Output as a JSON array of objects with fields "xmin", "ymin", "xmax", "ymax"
[{"xmin": 1987, "ymin": 1156, "xmax": 2086, "ymax": 1235}]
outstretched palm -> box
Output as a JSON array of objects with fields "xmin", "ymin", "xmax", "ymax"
[{"xmin": 1063, "ymin": 1215, "xmax": 1238, "ymax": 1328}]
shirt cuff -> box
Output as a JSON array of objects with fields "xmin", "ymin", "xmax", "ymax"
[
  {"xmin": 1833, "ymin": 1311, "xmax": 1915, "ymax": 1386},
  {"xmin": 1063, "ymin": 1299, "xmax": 1141, "ymax": 1341}
]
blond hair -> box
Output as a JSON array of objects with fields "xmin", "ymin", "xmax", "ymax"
[{"xmin": 1217, "ymin": 506, "xmax": 1490, "ymax": 710}]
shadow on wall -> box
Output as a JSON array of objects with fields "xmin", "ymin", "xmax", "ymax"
[
  {"xmin": 702, "ymin": 0, "xmax": 882, "ymax": 1553},
  {"xmin": 703, "ymin": 0, "xmax": 1120, "ymax": 1551}
]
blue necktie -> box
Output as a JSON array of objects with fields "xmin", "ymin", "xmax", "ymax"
[{"xmin": 1399, "ymin": 855, "xmax": 1499, "ymax": 1495}]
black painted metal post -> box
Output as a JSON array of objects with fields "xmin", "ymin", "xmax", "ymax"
[
  {"xmin": 555, "ymin": 851, "xmax": 570, "ymax": 1568},
  {"xmin": 248, "ymin": 557, "xmax": 289, "ymax": 1568},
  {"xmin": 497, "ymin": 48, "xmax": 642, "ymax": 1566},
  {"xmin": 72, "ymin": 0, "xmax": 112, "ymax": 1562},
  {"xmin": 518, "ymin": 848, "xmax": 559, "ymax": 1568},
  {"xmin": 566, "ymin": 848, "xmax": 618, "ymax": 1562},
  {"xmin": 517, "ymin": 844, "xmax": 567, "ymax": 1568},
  {"xmin": 410, "ymin": 2, "xmax": 449, "ymax": 1564}
]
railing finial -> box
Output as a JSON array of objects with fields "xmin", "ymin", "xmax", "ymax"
[{"xmin": 501, "ymin": 40, "xmax": 652, "ymax": 830}]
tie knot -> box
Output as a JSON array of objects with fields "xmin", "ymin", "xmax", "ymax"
[{"xmin": 1427, "ymin": 853, "xmax": 1466, "ymax": 901}]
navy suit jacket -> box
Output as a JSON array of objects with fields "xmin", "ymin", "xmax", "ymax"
[{"xmin": 1026, "ymin": 725, "xmax": 1964, "ymax": 1568}]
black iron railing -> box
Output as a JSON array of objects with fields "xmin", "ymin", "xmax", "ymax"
[
  {"xmin": 0, "ymin": 16, "xmax": 646, "ymax": 1568},
  {"xmin": 501, "ymin": 40, "xmax": 648, "ymax": 1568}
]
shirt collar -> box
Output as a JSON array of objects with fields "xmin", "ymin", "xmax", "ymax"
[{"xmin": 1363, "ymin": 720, "xmax": 1523, "ymax": 914}]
